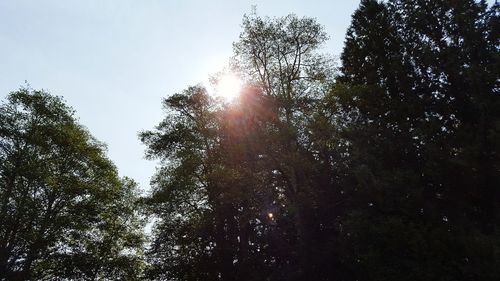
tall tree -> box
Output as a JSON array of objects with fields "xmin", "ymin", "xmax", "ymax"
[
  {"xmin": 336, "ymin": 0, "xmax": 500, "ymax": 280},
  {"xmin": 0, "ymin": 89, "xmax": 145, "ymax": 280},
  {"xmin": 233, "ymin": 13, "xmax": 338, "ymax": 279},
  {"xmin": 142, "ymin": 12, "xmax": 341, "ymax": 281}
]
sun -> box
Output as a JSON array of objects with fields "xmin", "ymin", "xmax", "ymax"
[{"xmin": 216, "ymin": 73, "xmax": 242, "ymax": 100}]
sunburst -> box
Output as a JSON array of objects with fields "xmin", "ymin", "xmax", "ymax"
[{"xmin": 216, "ymin": 73, "xmax": 242, "ymax": 100}]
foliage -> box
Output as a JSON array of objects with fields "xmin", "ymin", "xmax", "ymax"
[
  {"xmin": 3, "ymin": 1, "xmax": 497, "ymax": 280},
  {"xmin": 0, "ymin": 89, "xmax": 145, "ymax": 280}
]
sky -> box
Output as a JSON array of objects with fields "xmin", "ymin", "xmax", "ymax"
[{"xmin": 0, "ymin": 0, "xmax": 360, "ymax": 191}]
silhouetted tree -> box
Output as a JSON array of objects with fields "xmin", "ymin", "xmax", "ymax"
[{"xmin": 336, "ymin": 0, "xmax": 500, "ymax": 280}]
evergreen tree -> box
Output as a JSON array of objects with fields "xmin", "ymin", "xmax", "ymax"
[{"xmin": 337, "ymin": 0, "xmax": 500, "ymax": 280}]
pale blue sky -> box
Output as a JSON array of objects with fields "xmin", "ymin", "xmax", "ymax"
[{"xmin": 0, "ymin": 1, "xmax": 360, "ymax": 190}]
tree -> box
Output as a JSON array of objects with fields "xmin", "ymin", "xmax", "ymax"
[
  {"xmin": 233, "ymin": 13, "xmax": 340, "ymax": 279},
  {"xmin": 335, "ymin": 0, "xmax": 500, "ymax": 280},
  {"xmin": 0, "ymin": 89, "xmax": 145, "ymax": 280}
]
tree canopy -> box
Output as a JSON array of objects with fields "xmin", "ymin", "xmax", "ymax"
[{"xmin": 0, "ymin": 89, "xmax": 145, "ymax": 280}]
